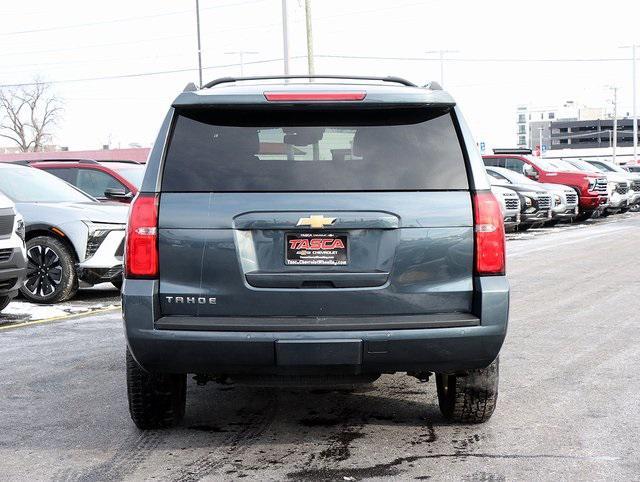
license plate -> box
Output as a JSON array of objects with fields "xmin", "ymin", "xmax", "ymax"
[{"xmin": 286, "ymin": 232, "xmax": 348, "ymax": 266}]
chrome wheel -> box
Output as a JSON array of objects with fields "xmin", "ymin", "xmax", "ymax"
[{"xmin": 25, "ymin": 245, "xmax": 63, "ymax": 298}]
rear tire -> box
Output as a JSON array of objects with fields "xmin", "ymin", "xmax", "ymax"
[
  {"xmin": 0, "ymin": 295, "xmax": 11, "ymax": 313},
  {"xmin": 517, "ymin": 224, "xmax": 531, "ymax": 231},
  {"xmin": 20, "ymin": 236, "xmax": 78, "ymax": 304},
  {"xmin": 126, "ymin": 348, "xmax": 186, "ymax": 429},
  {"xmin": 545, "ymin": 220, "xmax": 559, "ymax": 227},
  {"xmin": 436, "ymin": 357, "xmax": 499, "ymax": 424}
]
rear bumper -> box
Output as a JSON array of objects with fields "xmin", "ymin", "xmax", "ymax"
[{"xmin": 123, "ymin": 277, "xmax": 509, "ymax": 375}]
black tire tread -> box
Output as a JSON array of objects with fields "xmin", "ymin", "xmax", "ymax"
[
  {"xmin": 436, "ymin": 357, "xmax": 499, "ymax": 424},
  {"xmin": 0, "ymin": 295, "xmax": 11, "ymax": 313},
  {"xmin": 126, "ymin": 349, "xmax": 186, "ymax": 430}
]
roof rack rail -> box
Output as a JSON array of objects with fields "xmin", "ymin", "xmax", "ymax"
[
  {"xmin": 203, "ymin": 75, "xmax": 418, "ymax": 89},
  {"xmin": 23, "ymin": 158, "xmax": 100, "ymax": 165},
  {"xmin": 492, "ymin": 148, "xmax": 533, "ymax": 155},
  {"xmin": 98, "ymin": 159, "xmax": 142, "ymax": 165}
]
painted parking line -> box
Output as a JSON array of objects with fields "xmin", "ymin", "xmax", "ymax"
[{"xmin": 0, "ymin": 306, "xmax": 120, "ymax": 332}]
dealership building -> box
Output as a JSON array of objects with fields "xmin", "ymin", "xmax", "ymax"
[{"xmin": 516, "ymin": 101, "xmax": 640, "ymax": 162}]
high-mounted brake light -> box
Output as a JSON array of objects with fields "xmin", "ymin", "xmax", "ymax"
[
  {"xmin": 473, "ymin": 192, "xmax": 506, "ymax": 276},
  {"xmin": 125, "ymin": 193, "xmax": 159, "ymax": 278},
  {"xmin": 264, "ymin": 91, "xmax": 367, "ymax": 102}
]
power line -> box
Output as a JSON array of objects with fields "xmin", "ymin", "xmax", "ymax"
[
  {"xmin": 314, "ymin": 54, "xmax": 631, "ymax": 63},
  {"xmin": 0, "ymin": 58, "xmax": 285, "ymax": 88},
  {"xmin": 2, "ymin": 52, "xmax": 637, "ymax": 88}
]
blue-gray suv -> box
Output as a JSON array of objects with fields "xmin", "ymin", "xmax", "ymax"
[{"xmin": 122, "ymin": 75, "xmax": 509, "ymax": 429}]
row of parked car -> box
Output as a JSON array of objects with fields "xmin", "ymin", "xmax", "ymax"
[
  {"xmin": 0, "ymin": 159, "xmax": 145, "ymax": 311},
  {"xmin": 0, "ymin": 150, "xmax": 638, "ymax": 312},
  {"xmin": 485, "ymin": 152, "xmax": 640, "ymax": 231}
]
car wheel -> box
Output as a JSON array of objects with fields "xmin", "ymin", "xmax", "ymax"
[
  {"xmin": 545, "ymin": 220, "xmax": 559, "ymax": 227},
  {"xmin": 0, "ymin": 295, "xmax": 11, "ymax": 313},
  {"xmin": 20, "ymin": 236, "xmax": 78, "ymax": 304},
  {"xmin": 126, "ymin": 348, "xmax": 186, "ymax": 429},
  {"xmin": 436, "ymin": 356, "xmax": 499, "ymax": 424},
  {"xmin": 619, "ymin": 207, "xmax": 630, "ymax": 214},
  {"xmin": 517, "ymin": 224, "xmax": 531, "ymax": 231}
]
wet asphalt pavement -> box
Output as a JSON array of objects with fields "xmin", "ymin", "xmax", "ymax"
[{"xmin": 0, "ymin": 215, "xmax": 639, "ymax": 480}]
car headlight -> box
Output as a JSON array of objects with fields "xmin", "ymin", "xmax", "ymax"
[
  {"xmin": 83, "ymin": 221, "xmax": 125, "ymax": 258},
  {"xmin": 15, "ymin": 215, "xmax": 25, "ymax": 242}
]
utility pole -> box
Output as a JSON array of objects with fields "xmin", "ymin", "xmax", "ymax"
[
  {"xmin": 225, "ymin": 51, "xmax": 258, "ymax": 77},
  {"xmin": 195, "ymin": 0, "xmax": 203, "ymax": 88},
  {"xmin": 305, "ymin": 0, "xmax": 314, "ymax": 76},
  {"xmin": 539, "ymin": 127, "xmax": 544, "ymax": 157},
  {"xmin": 425, "ymin": 50, "xmax": 459, "ymax": 87},
  {"xmin": 621, "ymin": 45, "xmax": 639, "ymax": 162},
  {"xmin": 281, "ymin": 0, "xmax": 290, "ymax": 75},
  {"xmin": 608, "ymin": 86, "xmax": 618, "ymax": 164},
  {"xmin": 634, "ymin": 45, "xmax": 638, "ymax": 163}
]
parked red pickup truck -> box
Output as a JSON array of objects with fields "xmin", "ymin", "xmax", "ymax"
[{"xmin": 483, "ymin": 154, "xmax": 608, "ymax": 220}]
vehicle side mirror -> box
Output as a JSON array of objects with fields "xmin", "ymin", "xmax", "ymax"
[
  {"xmin": 104, "ymin": 188, "xmax": 132, "ymax": 200},
  {"xmin": 523, "ymin": 165, "xmax": 539, "ymax": 180}
]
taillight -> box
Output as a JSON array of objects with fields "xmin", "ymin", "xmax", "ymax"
[
  {"xmin": 125, "ymin": 193, "xmax": 159, "ymax": 278},
  {"xmin": 473, "ymin": 191, "xmax": 506, "ymax": 276},
  {"xmin": 264, "ymin": 91, "xmax": 366, "ymax": 101}
]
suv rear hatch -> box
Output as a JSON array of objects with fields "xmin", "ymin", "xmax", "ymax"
[{"xmin": 157, "ymin": 104, "xmax": 474, "ymax": 327}]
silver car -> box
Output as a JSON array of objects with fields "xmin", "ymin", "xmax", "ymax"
[
  {"xmin": 487, "ymin": 166, "xmax": 579, "ymax": 225},
  {"xmin": 584, "ymin": 159, "xmax": 640, "ymax": 211},
  {"xmin": 0, "ymin": 192, "xmax": 27, "ymax": 312},
  {"xmin": 0, "ymin": 164, "xmax": 127, "ymax": 303}
]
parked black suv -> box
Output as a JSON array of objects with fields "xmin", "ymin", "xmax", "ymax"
[{"xmin": 122, "ymin": 76, "xmax": 509, "ymax": 429}]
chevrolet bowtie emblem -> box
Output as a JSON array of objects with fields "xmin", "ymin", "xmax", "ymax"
[{"xmin": 296, "ymin": 214, "xmax": 336, "ymax": 229}]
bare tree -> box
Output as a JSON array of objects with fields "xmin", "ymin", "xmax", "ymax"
[{"xmin": 0, "ymin": 81, "xmax": 62, "ymax": 152}]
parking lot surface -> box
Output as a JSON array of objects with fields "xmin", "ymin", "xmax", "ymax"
[{"xmin": 1, "ymin": 215, "xmax": 639, "ymax": 480}]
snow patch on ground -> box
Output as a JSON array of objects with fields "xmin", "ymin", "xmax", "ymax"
[
  {"xmin": 1, "ymin": 301, "xmax": 119, "ymax": 323},
  {"xmin": 0, "ymin": 283, "xmax": 120, "ymax": 326}
]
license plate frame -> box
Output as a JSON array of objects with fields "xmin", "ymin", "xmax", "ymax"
[{"xmin": 285, "ymin": 232, "xmax": 348, "ymax": 266}]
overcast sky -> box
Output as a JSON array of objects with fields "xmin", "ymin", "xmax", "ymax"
[{"xmin": 1, "ymin": 0, "xmax": 639, "ymax": 151}]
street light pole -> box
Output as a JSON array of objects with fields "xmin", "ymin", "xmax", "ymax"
[
  {"xmin": 195, "ymin": 0, "xmax": 203, "ymax": 88},
  {"xmin": 634, "ymin": 45, "xmax": 637, "ymax": 163},
  {"xmin": 621, "ymin": 45, "xmax": 639, "ymax": 162},
  {"xmin": 609, "ymin": 86, "xmax": 618, "ymax": 164},
  {"xmin": 539, "ymin": 127, "xmax": 544, "ymax": 157},
  {"xmin": 281, "ymin": 0, "xmax": 290, "ymax": 75}
]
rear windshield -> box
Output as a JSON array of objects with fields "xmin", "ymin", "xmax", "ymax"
[{"xmin": 161, "ymin": 107, "xmax": 469, "ymax": 191}]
